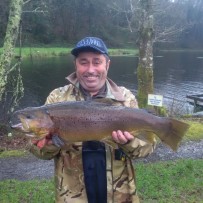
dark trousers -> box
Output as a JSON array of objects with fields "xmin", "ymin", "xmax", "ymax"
[{"xmin": 82, "ymin": 141, "xmax": 107, "ymax": 203}]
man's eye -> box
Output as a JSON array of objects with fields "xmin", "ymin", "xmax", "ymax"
[
  {"xmin": 93, "ymin": 61, "xmax": 102, "ymax": 65},
  {"xmin": 80, "ymin": 61, "xmax": 88, "ymax": 65}
]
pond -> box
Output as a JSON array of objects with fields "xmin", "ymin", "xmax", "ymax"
[{"xmin": 20, "ymin": 51, "xmax": 203, "ymax": 114}]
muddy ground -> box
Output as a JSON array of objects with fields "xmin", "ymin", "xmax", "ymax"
[{"xmin": 0, "ymin": 140, "xmax": 202, "ymax": 181}]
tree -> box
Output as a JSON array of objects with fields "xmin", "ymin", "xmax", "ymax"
[
  {"xmin": 107, "ymin": 0, "xmax": 154, "ymax": 108},
  {"xmin": 0, "ymin": 0, "xmax": 10, "ymax": 45},
  {"xmin": 137, "ymin": 0, "xmax": 154, "ymax": 108},
  {"xmin": 0, "ymin": 0, "xmax": 24, "ymax": 123}
]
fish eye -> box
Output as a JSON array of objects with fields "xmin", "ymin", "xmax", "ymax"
[{"xmin": 26, "ymin": 115, "xmax": 32, "ymax": 119}]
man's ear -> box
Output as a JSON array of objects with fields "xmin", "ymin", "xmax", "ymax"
[
  {"xmin": 106, "ymin": 60, "xmax": 110, "ymax": 71},
  {"xmin": 73, "ymin": 60, "xmax": 76, "ymax": 70}
]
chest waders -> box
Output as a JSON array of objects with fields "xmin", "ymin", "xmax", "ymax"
[{"xmin": 82, "ymin": 141, "xmax": 107, "ymax": 203}]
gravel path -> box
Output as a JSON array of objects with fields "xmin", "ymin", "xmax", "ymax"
[
  {"xmin": 137, "ymin": 139, "xmax": 203, "ymax": 163},
  {"xmin": 0, "ymin": 155, "xmax": 54, "ymax": 181},
  {"xmin": 0, "ymin": 140, "xmax": 202, "ymax": 181}
]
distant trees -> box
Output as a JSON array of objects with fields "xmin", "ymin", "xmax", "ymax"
[
  {"xmin": 153, "ymin": 0, "xmax": 203, "ymax": 48},
  {"xmin": 180, "ymin": 0, "xmax": 203, "ymax": 48},
  {"xmin": 1, "ymin": 0, "xmax": 202, "ymax": 48},
  {"xmin": 21, "ymin": 0, "xmax": 130, "ymax": 46}
]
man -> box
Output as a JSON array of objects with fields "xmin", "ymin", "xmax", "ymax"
[{"xmin": 29, "ymin": 37, "xmax": 156, "ymax": 203}]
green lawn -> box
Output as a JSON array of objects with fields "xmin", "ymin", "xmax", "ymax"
[
  {"xmin": 0, "ymin": 47, "xmax": 138, "ymax": 58},
  {"xmin": 137, "ymin": 159, "xmax": 203, "ymax": 203},
  {"xmin": 184, "ymin": 120, "xmax": 203, "ymax": 141},
  {"xmin": 0, "ymin": 159, "xmax": 202, "ymax": 203}
]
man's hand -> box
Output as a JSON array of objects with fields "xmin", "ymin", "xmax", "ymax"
[
  {"xmin": 32, "ymin": 134, "xmax": 53, "ymax": 149},
  {"xmin": 32, "ymin": 134, "xmax": 65, "ymax": 149},
  {"xmin": 112, "ymin": 130, "xmax": 134, "ymax": 145}
]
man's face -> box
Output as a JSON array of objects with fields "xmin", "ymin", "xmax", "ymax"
[{"xmin": 75, "ymin": 52, "xmax": 110, "ymax": 95}]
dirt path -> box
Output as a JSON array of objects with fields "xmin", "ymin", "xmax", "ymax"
[{"xmin": 0, "ymin": 140, "xmax": 202, "ymax": 181}]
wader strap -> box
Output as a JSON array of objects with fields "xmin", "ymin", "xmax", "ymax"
[{"xmin": 82, "ymin": 141, "xmax": 107, "ymax": 203}]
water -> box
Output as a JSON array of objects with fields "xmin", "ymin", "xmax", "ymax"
[
  {"xmin": 20, "ymin": 52, "xmax": 203, "ymax": 114},
  {"xmin": 153, "ymin": 52, "xmax": 203, "ymax": 114}
]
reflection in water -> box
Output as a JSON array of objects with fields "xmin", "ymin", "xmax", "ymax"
[
  {"xmin": 20, "ymin": 52, "xmax": 203, "ymax": 114},
  {"xmin": 153, "ymin": 52, "xmax": 203, "ymax": 113}
]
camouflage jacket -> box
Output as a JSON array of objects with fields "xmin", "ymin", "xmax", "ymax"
[{"xmin": 29, "ymin": 72, "xmax": 156, "ymax": 203}]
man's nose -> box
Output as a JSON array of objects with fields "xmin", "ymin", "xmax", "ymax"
[{"xmin": 86, "ymin": 63, "xmax": 95, "ymax": 72}]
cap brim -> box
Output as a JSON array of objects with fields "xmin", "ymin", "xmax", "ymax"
[{"xmin": 71, "ymin": 46, "xmax": 107, "ymax": 56}]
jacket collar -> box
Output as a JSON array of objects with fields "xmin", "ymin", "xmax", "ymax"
[{"xmin": 65, "ymin": 72, "xmax": 125, "ymax": 102}]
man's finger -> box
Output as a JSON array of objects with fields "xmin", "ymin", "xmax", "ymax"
[
  {"xmin": 37, "ymin": 139, "xmax": 47, "ymax": 149},
  {"xmin": 112, "ymin": 131, "xmax": 120, "ymax": 143},
  {"xmin": 123, "ymin": 131, "xmax": 134, "ymax": 140},
  {"xmin": 117, "ymin": 130, "xmax": 128, "ymax": 144}
]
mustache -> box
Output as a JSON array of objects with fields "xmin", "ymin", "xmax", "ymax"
[{"xmin": 83, "ymin": 73, "xmax": 99, "ymax": 77}]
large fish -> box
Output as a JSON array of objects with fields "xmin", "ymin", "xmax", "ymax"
[{"xmin": 11, "ymin": 100, "xmax": 189, "ymax": 151}]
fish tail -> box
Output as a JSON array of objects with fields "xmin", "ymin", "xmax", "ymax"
[{"xmin": 162, "ymin": 119, "xmax": 189, "ymax": 151}]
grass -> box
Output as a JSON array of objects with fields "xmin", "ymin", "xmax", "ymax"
[
  {"xmin": 108, "ymin": 48, "xmax": 138, "ymax": 56},
  {"xmin": 159, "ymin": 49, "xmax": 203, "ymax": 53},
  {"xmin": 137, "ymin": 159, "xmax": 203, "ymax": 203},
  {"xmin": 0, "ymin": 47, "xmax": 71, "ymax": 58},
  {"xmin": 184, "ymin": 120, "xmax": 203, "ymax": 141},
  {"xmin": 0, "ymin": 47, "xmax": 138, "ymax": 58},
  {"xmin": 15, "ymin": 47, "xmax": 71, "ymax": 57},
  {"xmin": 0, "ymin": 179, "xmax": 55, "ymax": 203},
  {"xmin": 0, "ymin": 159, "xmax": 202, "ymax": 203},
  {"xmin": 0, "ymin": 149, "xmax": 27, "ymax": 158},
  {"xmin": 1, "ymin": 47, "xmax": 202, "ymax": 58}
]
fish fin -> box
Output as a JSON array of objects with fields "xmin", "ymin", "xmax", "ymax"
[
  {"xmin": 132, "ymin": 131, "xmax": 157, "ymax": 144},
  {"xmin": 161, "ymin": 119, "xmax": 190, "ymax": 151},
  {"xmin": 52, "ymin": 134, "xmax": 65, "ymax": 147},
  {"xmin": 101, "ymin": 137, "xmax": 119, "ymax": 149}
]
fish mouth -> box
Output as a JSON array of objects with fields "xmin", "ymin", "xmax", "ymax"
[
  {"xmin": 25, "ymin": 133, "xmax": 36, "ymax": 137},
  {"xmin": 11, "ymin": 123, "xmax": 32, "ymax": 134},
  {"xmin": 11, "ymin": 116, "xmax": 31, "ymax": 131},
  {"xmin": 11, "ymin": 123, "xmax": 50, "ymax": 139},
  {"xmin": 11, "ymin": 123, "xmax": 25, "ymax": 131}
]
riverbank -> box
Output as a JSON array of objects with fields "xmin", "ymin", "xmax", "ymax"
[
  {"xmin": 0, "ymin": 47, "xmax": 139, "ymax": 58},
  {"xmin": 1, "ymin": 47, "xmax": 203, "ymax": 58}
]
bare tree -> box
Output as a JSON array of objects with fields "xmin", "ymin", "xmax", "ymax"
[
  {"xmin": 108, "ymin": 0, "xmax": 154, "ymax": 107},
  {"xmin": 108, "ymin": 0, "xmax": 200, "ymax": 108},
  {"xmin": 136, "ymin": 0, "xmax": 154, "ymax": 108},
  {"xmin": 0, "ymin": 0, "xmax": 24, "ymax": 124},
  {"xmin": 153, "ymin": 0, "xmax": 192, "ymax": 43},
  {"xmin": 0, "ymin": 0, "xmax": 47, "ymax": 124}
]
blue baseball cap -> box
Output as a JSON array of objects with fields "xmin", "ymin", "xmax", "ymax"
[{"xmin": 71, "ymin": 37, "xmax": 108, "ymax": 56}]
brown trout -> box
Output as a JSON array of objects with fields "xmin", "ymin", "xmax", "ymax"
[{"xmin": 11, "ymin": 100, "xmax": 189, "ymax": 151}]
